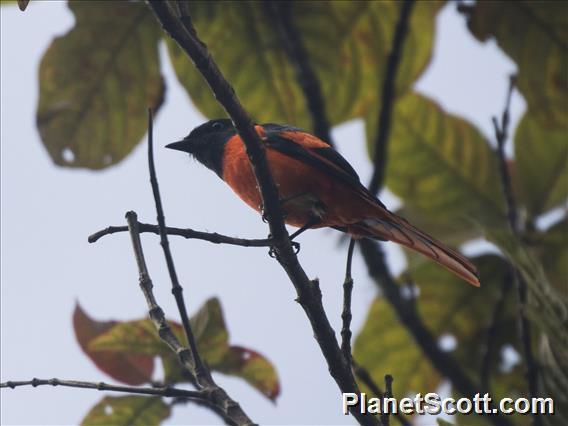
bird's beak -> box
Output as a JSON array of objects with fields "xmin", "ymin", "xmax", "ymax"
[{"xmin": 165, "ymin": 139, "xmax": 191, "ymax": 152}]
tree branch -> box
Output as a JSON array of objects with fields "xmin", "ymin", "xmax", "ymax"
[
  {"xmin": 88, "ymin": 223, "xmax": 272, "ymax": 247},
  {"xmin": 147, "ymin": 3, "xmax": 376, "ymax": 424},
  {"xmin": 264, "ymin": 1, "xmax": 334, "ymax": 146},
  {"xmin": 341, "ymin": 238, "xmax": 356, "ymax": 361},
  {"xmin": 125, "ymin": 211, "xmax": 253, "ymax": 426},
  {"xmin": 1, "ymin": 378, "xmax": 205, "ymax": 400},
  {"xmin": 492, "ymin": 77, "xmax": 541, "ymax": 426},
  {"xmin": 147, "ymin": 109, "xmax": 207, "ymax": 381},
  {"xmin": 480, "ymin": 270, "xmax": 513, "ymax": 392},
  {"xmin": 368, "ymin": 0, "xmax": 415, "ymax": 195}
]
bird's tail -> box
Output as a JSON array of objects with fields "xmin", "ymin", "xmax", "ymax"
[{"xmin": 352, "ymin": 211, "xmax": 480, "ymax": 287}]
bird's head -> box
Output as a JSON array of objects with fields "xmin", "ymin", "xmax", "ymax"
[{"xmin": 166, "ymin": 119, "xmax": 236, "ymax": 177}]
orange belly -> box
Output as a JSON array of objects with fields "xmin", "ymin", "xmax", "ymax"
[{"xmin": 221, "ymin": 136, "xmax": 378, "ymax": 229}]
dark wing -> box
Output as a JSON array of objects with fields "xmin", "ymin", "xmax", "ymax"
[{"xmin": 263, "ymin": 128, "xmax": 384, "ymax": 208}]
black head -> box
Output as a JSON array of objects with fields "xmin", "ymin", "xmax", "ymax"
[{"xmin": 166, "ymin": 119, "xmax": 236, "ymax": 177}]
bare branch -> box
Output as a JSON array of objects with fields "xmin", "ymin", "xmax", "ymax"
[
  {"xmin": 368, "ymin": 0, "xmax": 415, "ymax": 195},
  {"xmin": 125, "ymin": 211, "xmax": 253, "ymax": 426},
  {"xmin": 88, "ymin": 223, "xmax": 272, "ymax": 247},
  {"xmin": 147, "ymin": 109, "xmax": 207, "ymax": 382},
  {"xmin": 341, "ymin": 238, "xmax": 356, "ymax": 360},
  {"xmin": 1, "ymin": 378, "xmax": 205, "ymax": 400},
  {"xmin": 492, "ymin": 77, "xmax": 541, "ymax": 426},
  {"xmin": 147, "ymin": 3, "xmax": 375, "ymax": 424},
  {"xmin": 264, "ymin": 2, "xmax": 334, "ymax": 146}
]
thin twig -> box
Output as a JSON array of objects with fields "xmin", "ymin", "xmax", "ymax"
[
  {"xmin": 1, "ymin": 378, "xmax": 205, "ymax": 400},
  {"xmin": 352, "ymin": 363, "xmax": 411, "ymax": 426},
  {"xmin": 493, "ymin": 76, "xmax": 541, "ymax": 426},
  {"xmin": 382, "ymin": 375, "xmax": 393, "ymax": 426},
  {"xmin": 125, "ymin": 211, "xmax": 253, "ymax": 426},
  {"xmin": 368, "ymin": 0, "xmax": 415, "ymax": 195},
  {"xmin": 341, "ymin": 238, "xmax": 356, "ymax": 361},
  {"xmin": 88, "ymin": 223, "xmax": 272, "ymax": 246},
  {"xmin": 264, "ymin": 1, "xmax": 334, "ymax": 146},
  {"xmin": 147, "ymin": 109, "xmax": 206, "ymax": 379},
  {"xmin": 147, "ymin": 3, "xmax": 375, "ymax": 424}
]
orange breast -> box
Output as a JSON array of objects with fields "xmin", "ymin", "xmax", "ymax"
[{"xmin": 221, "ymin": 135, "xmax": 378, "ymax": 229}]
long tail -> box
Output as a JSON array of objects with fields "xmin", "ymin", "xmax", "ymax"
[{"xmin": 352, "ymin": 212, "xmax": 480, "ymax": 287}]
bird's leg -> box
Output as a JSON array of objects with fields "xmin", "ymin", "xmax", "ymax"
[
  {"xmin": 289, "ymin": 216, "xmax": 321, "ymax": 241},
  {"xmin": 268, "ymin": 216, "xmax": 321, "ymax": 258}
]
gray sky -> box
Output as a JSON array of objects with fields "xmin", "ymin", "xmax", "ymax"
[{"xmin": 1, "ymin": 2, "xmax": 524, "ymax": 425}]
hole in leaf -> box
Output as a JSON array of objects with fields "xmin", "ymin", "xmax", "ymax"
[
  {"xmin": 152, "ymin": 356, "xmax": 163, "ymax": 382},
  {"xmin": 400, "ymin": 283, "xmax": 419, "ymax": 300},
  {"xmin": 242, "ymin": 351, "xmax": 251, "ymax": 361},
  {"xmin": 104, "ymin": 405, "xmax": 113, "ymax": 415},
  {"xmin": 500, "ymin": 345, "xmax": 521, "ymax": 373},
  {"xmin": 62, "ymin": 148, "xmax": 75, "ymax": 163},
  {"xmin": 438, "ymin": 333, "xmax": 457, "ymax": 352}
]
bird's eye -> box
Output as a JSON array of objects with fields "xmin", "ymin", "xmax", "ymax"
[{"xmin": 212, "ymin": 122, "xmax": 224, "ymax": 130}]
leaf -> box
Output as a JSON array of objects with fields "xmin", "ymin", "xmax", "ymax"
[
  {"xmin": 489, "ymin": 228, "xmax": 568, "ymax": 341},
  {"xmin": 81, "ymin": 396, "xmax": 171, "ymax": 426},
  {"xmin": 464, "ymin": 1, "xmax": 568, "ymax": 129},
  {"xmin": 354, "ymin": 255, "xmax": 520, "ymax": 399},
  {"xmin": 214, "ymin": 346, "xmax": 280, "ymax": 402},
  {"xmin": 167, "ymin": 1, "xmax": 442, "ymax": 131},
  {"xmin": 73, "ymin": 303, "xmax": 154, "ymax": 386},
  {"xmin": 526, "ymin": 217, "xmax": 567, "ymax": 292},
  {"xmin": 379, "ymin": 93, "xmax": 506, "ymax": 231},
  {"xmin": 514, "ymin": 113, "xmax": 568, "ymax": 217},
  {"xmin": 89, "ymin": 298, "xmax": 280, "ymax": 401},
  {"xmin": 37, "ymin": 1, "xmax": 164, "ymax": 169}
]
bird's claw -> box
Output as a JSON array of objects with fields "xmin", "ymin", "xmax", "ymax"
[{"xmin": 291, "ymin": 241, "xmax": 301, "ymax": 254}]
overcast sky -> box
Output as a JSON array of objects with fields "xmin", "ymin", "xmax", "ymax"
[{"xmin": 1, "ymin": 2, "xmax": 525, "ymax": 425}]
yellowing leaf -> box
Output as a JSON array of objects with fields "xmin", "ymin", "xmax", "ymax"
[
  {"xmin": 81, "ymin": 396, "xmax": 170, "ymax": 426},
  {"xmin": 354, "ymin": 255, "xmax": 520, "ymax": 399},
  {"xmin": 73, "ymin": 303, "xmax": 154, "ymax": 386},
  {"xmin": 465, "ymin": 1, "xmax": 568, "ymax": 129},
  {"xmin": 382, "ymin": 93, "xmax": 506, "ymax": 230},
  {"xmin": 37, "ymin": 1, "xmax": 164, "ymax": 169},
  {"xmin": 214, "ymin": 346, "xmax": 280, "ymax": 402},
  {"xmin": 167, "ymin": 1, "xmax": 442, "ymax": 132},
  {"xmin": 515, "ymin": 113, "xmax": 568, "ymax": 217},
  {"xmin": 89, "ymin": 298, "xmax": 280, "ymax": 401}
]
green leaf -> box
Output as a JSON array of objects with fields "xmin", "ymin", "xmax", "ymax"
[
  {"xmin": 464, "ymin": 1, "xmax": 568, "ymax": 129},
  {"xmin": 81, "ymin": 396, "xmax": 170, "ymax": 426},
  {"xmin": 167, "ymin": 1, "xmax": 442, "ymax": 131},
  {"xmin": 515, "ymin": 113, "xmax": 568, "ymax": 217},
  {"xmin": 379, "ymin": 93, "xmax": 505, "ymax": 231},
  {"xmin": 214, "ymin": 346, "xmax": 280, "ymax": 401},
  {"xmin": 489, "ymin": 228, "xmax": 568, "ymax": 340},
  {"xmin": 73, "ymin": 303, "xmax": 154, "ymax": 386},
  {"xmin": 525, "ymin": 218, "xmax": 567, "ymax": 293},
  {"xmin": 89, "ymin": 298, "xmax": 281, "ymax": 401},
  {"xmin": 37, "ymin": 1, "xmax": 164, "ymax": 169},
  {"xmin": 354, "ymin": 255, "xmax": 520, "ymax": 399}
]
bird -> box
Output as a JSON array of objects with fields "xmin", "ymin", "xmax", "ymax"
[{"xmin": 166, "ymin": 119, "xmax": 480, "ymax": 287}]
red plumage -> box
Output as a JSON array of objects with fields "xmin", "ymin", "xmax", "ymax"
[{"xmin": 167, "ymin": 119, "xmax": 480, "ymax": 287}]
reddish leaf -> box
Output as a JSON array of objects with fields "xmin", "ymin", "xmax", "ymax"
[{"xmin": 73, "ymin": 303, "xmax": 154, "ymax": 385}]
